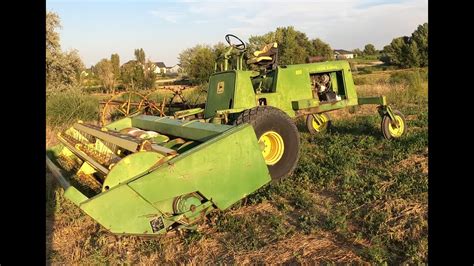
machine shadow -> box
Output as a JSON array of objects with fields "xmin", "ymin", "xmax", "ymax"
[
  {"xmin": 328, "ymin": 119, "xmax": 382, "ymax": 139},
  {"xmin": 295, "ymin": 115, "xmax": 383, "ymax": 139}
]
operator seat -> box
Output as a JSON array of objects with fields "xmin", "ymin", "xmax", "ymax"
[{"xmin": 246, "ymin": 42, "xmax": 278, "ymax": 69}]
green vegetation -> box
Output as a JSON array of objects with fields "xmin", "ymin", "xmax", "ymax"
[
  {"xmin": 363, "ymin": 44, "xmax": 377, "ymax": 56},
  {"xmin": 179, "ymin": 27, "xmax": 335, "ymax": 84},
  {"xmin": 248, "ymin": 27, "xmax": 334, "ymax": 64},
  {"xmin": 178, "ymin": 44, "xmax": 219, "ymax": 85},
  {"xmin": 380, "ymin": 23, "xmax": 428, "ymax": 68},
  {"xmin": 46, "ymin": 12, "xmax": 84, "ymax": 93},
  {"xmin": 94, "ymin": 58, "xmax": 116, "ymax": 94},
  {"xmin": 46, "ymin": 90, "xmax": 99, "ymax": 128}
]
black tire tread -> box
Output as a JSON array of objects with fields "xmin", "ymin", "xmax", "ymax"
[{"xmin": 234, "ymin": 106, "xmax": 300, "ymax": 180}]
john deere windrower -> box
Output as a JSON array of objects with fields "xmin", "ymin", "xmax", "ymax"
[{"xmin": 46, "ymin": 34, "xmax": 406, "ymax": 236}]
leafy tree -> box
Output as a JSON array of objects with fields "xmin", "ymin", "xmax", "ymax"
[
  {"xmin": 248, "ymin": 26, "xmax": 313, "ymax": 65},
  {"xmin": 120, "ymin": 49, "xmax": 156, "ymax": 91},
  {"xmin": 121, "ymin": 61, "xmax": 143, "ymax": 90},
  {"xmin": 94, "ymin": 59, "xmax": 115, "ymax": 93},
  {"xmin": 411, "ymin": 23, "xmax": 428, "ymax": 67},
  {"xmin": 363, "ymin": 44, "xmax": 376, "ymax": 55},
  {"xmin": 142, "ymin": 60, "xmax": 157, "ymax": 90},
  {"xmin": 46, "ymin": 12, "xmax": 60, "ymax": 55},
  {"xmin": 46, "ymin": 11, "xmax": 84, "ymax": 93},
  {"xmin": 213, "ymin": 42, "xmax": 238, "ymax": 71},
  {"xmin": 379, "ymin": 45, "xmax": 393, "ymax": 64},
  {"xmin": 178, "ymin": 45, "xmax": 216, "ymax": 84},
  {"xmin": 402, "ymin": 41, "xmax": 420, "ymax": 68},
  {"xmin": 381, "ymin": 37, "xmax": 407, "ymax": 66},
  {"xmin": 213, "ymin": 42, "xmax": 228, "ymax": 59},
  {"xmin": 353, "ymin": 48, "xmax": 363, "ymax": 57},
  {"xmin": 380, "ymin": 23, "xmax": 428, "ymax": 68},
  {"xmin": 110, "ymin": 53, "xmax": 121, "ymax": 80},
  {"xmin": 134, "ymin": 48, "xmax": 146, "ymax": 64},
  {"xmin": 311, "ymin": 38, "xmax": 333, "ymax": 60}
]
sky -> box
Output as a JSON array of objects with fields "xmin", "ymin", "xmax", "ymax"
[{"xmin": 46, "ymin": 0, "xmax": 428, "ymax": 67}]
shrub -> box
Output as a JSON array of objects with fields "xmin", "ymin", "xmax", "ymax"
[
  {"xmin": 46, "ymin": 90, "xmax": 99, "ymax": 128},
  {"xmin": 183, "ymin": 84, "xmax": 208, "ymax": 105},
  {"xmin": 360, "ymin": 68, "xmax": 373, "ymax": 74},
  {"xmin": 388, "ymin": 70, "xmax": 427, "ymax": 103},
  {"xmin": 81, "ymin": 85, "xmax": 105, "ymax": 94}
]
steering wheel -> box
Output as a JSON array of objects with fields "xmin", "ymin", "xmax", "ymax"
[{"xmin": 225, "ymin": 34, "xmax": 246, "ymax": 51}]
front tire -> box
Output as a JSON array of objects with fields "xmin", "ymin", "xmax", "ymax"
[
  {"xmin": 306, "ymin": 113, "xmax": 331, "ymax": 134},
  {"xmin": 234, "ymin": 106, "xmax": 300, "ymax": 181},
  {"xmin": 381, "ymin": 110, "xmax": 407, "ymax": 139}
]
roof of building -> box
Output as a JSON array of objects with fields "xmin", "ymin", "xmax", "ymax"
[
  {"xmin": 154, "ymin": 62, "xmax": 166, "ymax": 68},
  {"xmin": 333, "ymin": 49, "xmax": 354, "ymax": 54}
]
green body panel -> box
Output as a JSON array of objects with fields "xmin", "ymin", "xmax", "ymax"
[
  {"xmin": 258, "ymin": 65, "xmax": 314, "ymax": 116},
  {"xmin": 127, "ymin": 123, "xmax": 271, "ymax": 210},
  {"xmin": 105, "ymin": 115, "xmax": 234, "ymax": 142},
  {"xmin": 56, "ymin": 119, "xmax": 271, "ymax": 235},
  {"xmin": 206, "ymin": 60, "xmax": 363, "ymax": 119},
  {"xmin": 174, "ymin": 108, "xmax": 204, "ymax": 119},
  {"xmin": 102, "ymin": 151, "xmax": 164, "ymax": 191},
  {"xmin": 64, "ymin": 187, "xmax": 89, "ymax": 205},
  {"xmin": 233, "ymin": 71, "xmax": 259, "ymax": 110},
  {"xmin": 204, "ymin": 71, "xmax": 237, "ymax": 118},
  {"xmin": 105, "ymin": 117, "xmax": 133, "ymax": 130},
  {"xmin": 358, "ymin": 96, "xmax": 387, "ymax": 105},
  {"xmin": 291, "ymin": 98, "xmax": 320, "ymax": 110},
  {"xmin": 79, "ymin": 185, "xmax": 165, "ymax": 235}
]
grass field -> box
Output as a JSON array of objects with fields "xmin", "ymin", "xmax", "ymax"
[{"xmin": 46, "ymin": 68, "xmax": 428, "ymax": 264}]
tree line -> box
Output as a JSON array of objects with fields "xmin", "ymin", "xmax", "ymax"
[
  {"xmin": 47, "ymin": 12, "xmax": 158, "ymax": 93},
  {"xmin": 178, "ymin": 23, "xmax": 427, "ymax": 84},
  {"xmin": 92, "ymin": 48, "xmax": 158, "ymax": 93},
  {"xmin": 178, "ymin": 26, "xmax": 335, "ymax": 84}
]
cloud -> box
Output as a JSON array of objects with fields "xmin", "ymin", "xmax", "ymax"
[
  {"xmin": 178, "ymin": 0, "xmax": 427, "ymax": 49},
  {"xmin": 150, "ymin": 9, "xmax": 184, "ymax": 23}
]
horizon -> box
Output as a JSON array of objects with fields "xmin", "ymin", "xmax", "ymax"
[{"xmin": 46, "ymin": 0, "xmax": 428, "ymax": 68}]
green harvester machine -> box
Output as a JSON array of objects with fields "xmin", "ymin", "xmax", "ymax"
[{"xmin": 46, "ymin": 34, "xmax": 407, "ymax": 236}]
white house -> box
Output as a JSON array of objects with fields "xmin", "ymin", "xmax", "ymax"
[
  {"xmin": 153, "ymin": 62, "xmax": 167, "ymax": 74},
  {"xmin": 334, "ymin": 49, "xmax": 355, "ymax": 59},
  {"xmin": 167, "ymin": 64, "xmax": 181, "ymax": 74}
]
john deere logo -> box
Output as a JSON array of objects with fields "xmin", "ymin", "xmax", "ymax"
[{"xmin": 217, "ymin": 81, "xmax": 225, "ymax": 94}]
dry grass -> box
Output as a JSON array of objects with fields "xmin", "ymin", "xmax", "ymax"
[
  {"xmin": 233, "ymin": 232, "xmax": 365, "ymax": 264},
  {"xmin": 46, "ymin": 126, "xmax": 59, "ymax": 148},
  {"xmin": 46, "ymin": 182, "xmax": 367, "ymax": 264},
  {"xmin": 398, "ymin": 150, "xmax": 428, "ymax": 175}
]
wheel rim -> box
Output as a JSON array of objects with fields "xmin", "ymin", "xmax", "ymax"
[
  {"xmin": 258, "ymin": 131, "xmax": 284, "ymax": 165},
  {"xmin": 388, "ymin": 115, "xmax": 405, "ymax": 137},
  {"xmin": 311, "ymin": 114, "xmax": 328, "ymax": 132}
]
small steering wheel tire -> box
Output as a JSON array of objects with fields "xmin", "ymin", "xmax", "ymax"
[{"xmin": 225, "ymin": 34, "xmax": 246, "ymax": 50}]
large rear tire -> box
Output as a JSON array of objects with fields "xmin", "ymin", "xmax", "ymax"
[{"xmin": 234, "ymin": 106, "xmax": 300, "ymax": 181}]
